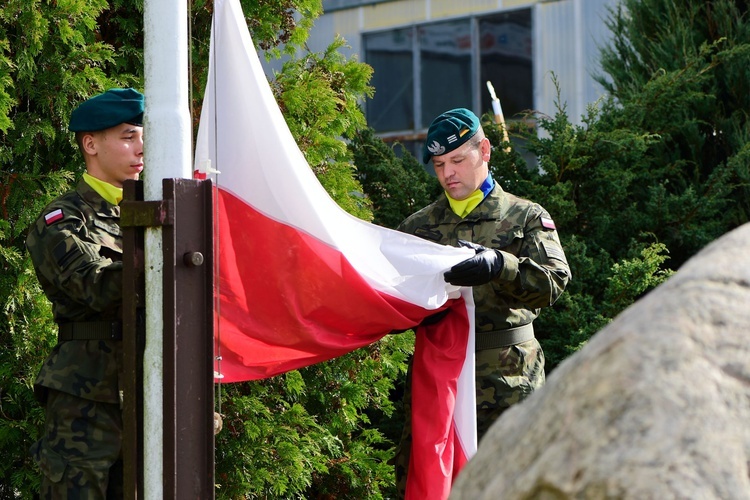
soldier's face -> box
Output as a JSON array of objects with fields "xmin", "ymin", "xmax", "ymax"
[
  {"xmin": 432, "ymin": 136, "xmax": 491, "ymax": 200},
  {"xmin": 83, "ymin": 123, "xmax": 144, "ymax": 187}
]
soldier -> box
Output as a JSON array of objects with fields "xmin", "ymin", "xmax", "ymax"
[
  {"xmin": 26, "ymin": 88, "xmax": 144, "ymax": 498},
  {"xmin": 393, "ymin": 108, "xmax": 571, "ymax": 496}
]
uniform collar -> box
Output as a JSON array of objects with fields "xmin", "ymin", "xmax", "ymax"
[
  {"xmin": 461, "ymin": 183, "xmax": 507, "ymax": 221},
  {"xmin": 445, "ymin": 175, "xmax": 496, "ymax": 218},
  {"xmin": 83, "ymin": 172, "xmax": 123, "ymax": 205},
  {"xmin": 76, "ymin": 178, "xmax": 120, "ymax": 218}
]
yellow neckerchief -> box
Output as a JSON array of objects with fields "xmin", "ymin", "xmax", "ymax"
[
  {"xmin": 446, "ymin": 175, "xmax": 495, "ymax": 218},
  {"xmin": 447, "ymin": 189, "xmax": 484, "ymax": 218},
  {"xmin": 83, "ymin": 172, "xmax": 123, "ymax": 205}
]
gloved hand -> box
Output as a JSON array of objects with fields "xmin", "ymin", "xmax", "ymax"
[
  {"xmin": 444, "ymin": 240, "xmax": 504, "ymax": 286},
  {"xmin": 388, "ymin": 309, "xmax": 449, "ymax": 335}
]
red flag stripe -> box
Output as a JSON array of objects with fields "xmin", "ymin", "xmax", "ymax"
[
  {"xmin": 216, "ymin": 188, "xmax": 448, "ymax": 381},
  {"xmin": 408, "ymin": 302, "xmax": 471, "ymax": 498}
]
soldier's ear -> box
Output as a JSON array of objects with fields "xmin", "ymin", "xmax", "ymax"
[
  {"xmin": 480, "ymin": 137, "xmax": 491, "ymax": 161},
  {"xmin": 80, "ymin": 132, "xmax": 98, "ymax": 156}
]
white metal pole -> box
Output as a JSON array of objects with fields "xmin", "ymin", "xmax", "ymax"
[{"xmin": 143, "ymin": 0, "xmax": 192, "ymax": 496}]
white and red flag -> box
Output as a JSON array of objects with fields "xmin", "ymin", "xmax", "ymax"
[{"xmin": 194, "ymin": 0, "xmax": 477, "ymax": 496}]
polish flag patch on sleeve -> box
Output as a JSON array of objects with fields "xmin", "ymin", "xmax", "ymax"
[
  {"xmin": 540, "ymin": 216, "xmax": 556, "ymax": 230},
  {"xmin": 44, "ymin": 208, "xmax": 64, "ymax": 225}
]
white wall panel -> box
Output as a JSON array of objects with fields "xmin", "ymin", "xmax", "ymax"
[
  {"xmin": 296, "ymin": 0, "xmax": 617, "ymax": 129},
  {"xmin": 535, "ymin": 0, "xmax": 615, "ymax": 125}
]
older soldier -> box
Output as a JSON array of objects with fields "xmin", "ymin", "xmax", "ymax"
[
  {"xmin": 393, "ymin": 108, "xmax": 571, "ymax": 496},
  {"xmin": 26, "ymin": 88, "xmax": 144, "ymax": 498}
]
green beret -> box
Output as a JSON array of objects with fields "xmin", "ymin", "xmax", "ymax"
[
  {"xmin": 68, "ymin": 88, "xmax": 145, "ymax": 132},
  {"xmin": 422, "ymin": 108, "xmax": 480, "ymax": 164}
]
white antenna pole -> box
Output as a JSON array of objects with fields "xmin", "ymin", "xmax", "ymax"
[
  {"xmin": 142, "ymin": 0, "xmax": 192, "ymax": 496},
  {"xmin": 486, "ymin": 81, "xmax": 511, "ymax": 153}
]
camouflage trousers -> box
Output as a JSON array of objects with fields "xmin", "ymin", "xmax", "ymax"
[
  {"xmin": 392, "ymin": 338, "xmax": 545, "ymax": 498},
  {"xmin": 31, "ymin": 388, "xmax": 123, "ymax": 499}
]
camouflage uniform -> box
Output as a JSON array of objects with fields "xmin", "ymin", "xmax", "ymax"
[
  {"xmin": 26, "ymin": 178, "xmax": 124, "ymax": 498},
  {"xmin": 393, "ymin": 182, "xmax": 570, "ymax": 496}
]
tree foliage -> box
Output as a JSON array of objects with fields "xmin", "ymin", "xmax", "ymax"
[
  {"xmin": 481, "ymin": 32, "xmax": 748, "ymax": 364},
  {"xmin": 596, "ymin": 0, "xmax": 750, "ymax": 260},
  {"xmin": 1, "ymin": 1, "xmax": 136, "ymax": 495},
  {"xmin": 0, "ymin": 0, "xmax": 407, "ymax": 498},
  {"xmin": 555, "ymin": 0, "xmax": 750, "ymax": 362},
  {"xmin": 347, "ymin": 127, "xmax": 442, "ymax": 229},
  {"xmin": 486, "ymin": 0, "xmax": 750, "ymax": 366}
]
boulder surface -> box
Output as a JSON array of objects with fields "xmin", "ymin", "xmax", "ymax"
[{"xmin": 450, "ymin": 223, "xmax": 750, "ymax": 499}]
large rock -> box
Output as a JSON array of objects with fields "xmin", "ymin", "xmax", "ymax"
[{"xmin": 450, "ymin": 224, "xmax": 750, "ymax": 499}]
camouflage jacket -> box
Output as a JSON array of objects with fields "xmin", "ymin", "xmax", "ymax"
[
  {"xmin": 398, "ymin": 183, "xmax": 571, "ymax": 335},
  {"xmin": 26, "ymin": 178, "xmax": 123, "ymax": 403}
]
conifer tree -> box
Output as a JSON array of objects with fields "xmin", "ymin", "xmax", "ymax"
[
  {"xmin": 0, "ymin": 2, "xmax": 137, "ymax": 494},
  {"xmin": 485, "ymin": 0, "xmax": 750, "ymax": 365},
  {"xmin": 595, "ymin": 0, "xmax": 750, "ymax": 264},
  {"xmin": 0, "ymin": 1, "xmax": 407, "ymax": 497},
  {"xmin": 347, "ymin": 127, "xmax": 442, "ymax": 229}
]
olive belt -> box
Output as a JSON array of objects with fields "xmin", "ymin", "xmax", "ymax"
[
  {"xmin": 475, "ymin": 323, "xmax": 534, "ymax": 350},
  {"xmin": 58, "ymin": 321, "xmax": 123, "ymax": 341}
]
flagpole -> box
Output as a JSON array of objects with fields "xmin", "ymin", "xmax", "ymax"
[{"xmin": 143, "ymin": 0, "xmax": 192, "ymax": 496}]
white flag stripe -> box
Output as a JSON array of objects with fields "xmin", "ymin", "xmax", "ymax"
[
  {"xmin": 194, "ymin": 0, "xmax": 472, "ymax": 307},
  {"xmin": 454, "ymin": 290, "xmax": 477, "ymax": 454}
]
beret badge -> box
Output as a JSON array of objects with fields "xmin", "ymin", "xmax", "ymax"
[{"xmin": 427, "ymin": 141, "xmax": 446, "ymax": 157}]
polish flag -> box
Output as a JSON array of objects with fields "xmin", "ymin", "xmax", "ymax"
[
  {"xmin": 194, "ymin": 0, "xmax": 477, "ymax": 496},
  {"xmin": 45, "ymin": 208, "xmax": 64, "ymax": 225}
]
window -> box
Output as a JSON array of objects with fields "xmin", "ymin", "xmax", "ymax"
[
  {"xmin": 479, "ymin": 11, "xmax": 533, "ymax": 120},
  {"xmin": 364, "ymin": 8, "xmax": 532, "ymax": 155},
  {"xmin": 363, "ymin": 28, "xmax": 415, "ymax": 132},
  {"xmin": 419, "ymin": 20, "xmax": 473, "ymax": 128}
]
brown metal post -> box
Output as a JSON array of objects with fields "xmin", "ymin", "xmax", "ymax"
[
  {"xmin": 161, "ymin": 178, "xmax": 215, "ymax": 498},
  {"xmin": 121, "ymin": 180, "xmax": 147, "ymax": 499},
  {"xmin": 121, "ymin": 178, "xmax": 215, "ymax": 498}
]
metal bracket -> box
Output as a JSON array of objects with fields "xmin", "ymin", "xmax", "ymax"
[{"xmin": 120, "ymin": 199, "xmax": 174, "ymax": 228}]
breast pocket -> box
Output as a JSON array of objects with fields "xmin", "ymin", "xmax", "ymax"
[
  {"xmin": 91, "ymin": 218, "xmax": 123, "ymax": 259},
  {"xmin": 482, "ymin": 223, "xmax": 525, "ymax": 256}
]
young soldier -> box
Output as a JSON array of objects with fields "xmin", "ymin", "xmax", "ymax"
[
  {"xmin": 394, "ymin": 108, "xmax": 571, "ymax": 496},
  {"xmin": 26, "ymin": 88, "xmax": 144, "ymax": 498}
]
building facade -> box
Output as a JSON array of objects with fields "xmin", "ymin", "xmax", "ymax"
[{"xmin": 302, "ymin": 0, "xmax": 617, "ymax": 154}]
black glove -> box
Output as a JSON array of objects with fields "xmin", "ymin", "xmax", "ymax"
[
  {"xmin": 388, "ymin": 309, "xmax": 449, "ymax": 335},
  {"xmin": 444, "ymin": 240, "xmax": 504, "ymax": 286},
  {"xmin": 420, "ymin": 309, "xmax": 450, "ymax": 326}
]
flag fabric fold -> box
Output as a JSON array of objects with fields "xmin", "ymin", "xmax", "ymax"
[{"xmin": 194, "ymin": 0, "xmax": 477, "ymax": 495}]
